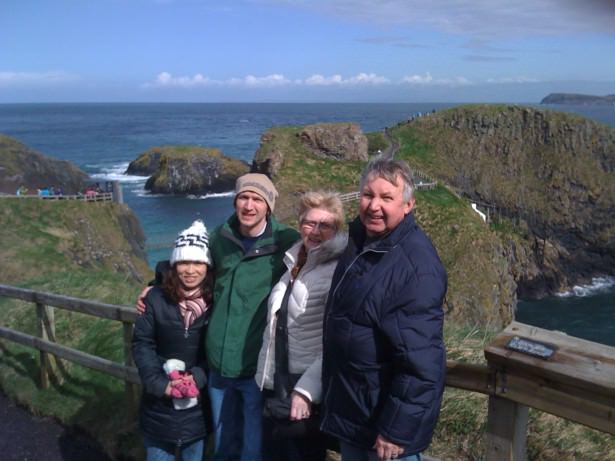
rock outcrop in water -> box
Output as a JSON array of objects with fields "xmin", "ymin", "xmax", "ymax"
[
  {"xmin": 0, "ymin": 134, "xmax": 89, "ymax": 194},
  {"xmin": 126, "ymin": 145, "xmax": 249, "ymax": 194}
]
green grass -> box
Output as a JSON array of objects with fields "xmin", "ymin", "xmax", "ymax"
[
  {"xmin": 416, "ymin": 184, "xmax": 463, "ymax": 208},
  {"xmin": 395, "ymin": 126, "xmax": 435, "ymax": 164},
  {"xmin": 0, "ymin": 268, "xmax": 143, "ymax": 459},
  {"xmin": 366, "ymin": 132, "xmax": 389, "ymax": 155},
  {"xmin": 0, "ymin": 198, "xmax": 150, "ymax": 460}
]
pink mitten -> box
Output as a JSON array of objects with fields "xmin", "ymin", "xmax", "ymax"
[
  {"xmin": 168, "ymin": 370, "xmax": 186, "ymax": 398},
  {"xmin": 168, "ymin": 370, "xmax": 183, "ymax": 381},
  {"xmin": 178, "ymin": 377, "xmax": 199, "ymax": 398},
  {"xmin": 169, "ymin": 385, "xmax": 184, "ymax": 398},
  {"xmin": 172, "ymin": 376, "xmax": 199, "ymax": 398}
]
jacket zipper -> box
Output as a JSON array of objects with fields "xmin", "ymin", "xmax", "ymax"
[
  {"xmin": 330, "ymin": 247, "xmax": 388, "ymax": 300},
  {"xmin": 322, "ymin": 247, "xmax": 388, "ymax": 430}
]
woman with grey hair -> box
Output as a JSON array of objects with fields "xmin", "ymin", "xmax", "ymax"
[{"xmin": 256, "ymin": 190, "xmax": 347, "ymax": 461}]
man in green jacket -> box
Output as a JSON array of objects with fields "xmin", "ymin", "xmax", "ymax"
[
  {"xmin": 137, "ymin": 173, "xmax": 298, "ymax": 460},
  {"xmin": 206, "ymin": 173, "xmax": 298, "ymax": 461}
]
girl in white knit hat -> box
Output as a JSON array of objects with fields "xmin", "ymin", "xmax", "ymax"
[{"xmin": 132, "ymin": 220, "xmax": 214, "ymax": 461}]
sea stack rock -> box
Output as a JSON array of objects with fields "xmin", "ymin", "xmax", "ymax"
[
  {"xmin": 0, "ymin": 134, "xmax": 89, "ymax": 194},
  {"xmin": 127, "ymin": 145, "xmax": 249, "ymax": 194},
  {"xmin": 298, "ymin": 123, "xmax": 369, "ymax": 161}
]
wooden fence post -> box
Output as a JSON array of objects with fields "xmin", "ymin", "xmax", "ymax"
[
  {"xmin": 485, "ymin": 395, "xmax": 529, "ymax": 461},
  {"xmin": 112, "ymin": 181, "xmax": 123, "ymax": 204},
  {"xmin": 123, "ymin": 321, "xmax": 137, "ymax": 419},
  {"xmin": 36, "ymin": 302, "xmax": 55, "ymax": 388}
]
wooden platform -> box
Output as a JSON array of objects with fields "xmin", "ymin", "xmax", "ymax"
[{"xmin": 485, "ymin": 321, "xmax": 615, "ymax": 436}]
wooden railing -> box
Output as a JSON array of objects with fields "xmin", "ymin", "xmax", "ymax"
[
  {"xmin": 2, "ymin": 192, "xmax": 113, "ymax": 201},
  {"xmin": 1, "ymin": 285, "xmax": 614, "ymax": 460},
  {"xmin": 3, "ymin": 181, "xmax": 124, "ymax": 203},
  {"xmin": 0, "ymin": 284, "xmax": 138, "ymax": 413},
  {"xmin": 339, "ymin": 191, "xmax": 360, "ymax": 202}
]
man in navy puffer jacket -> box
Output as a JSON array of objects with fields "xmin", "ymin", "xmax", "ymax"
[{"xmin": 321, "ymin": 158, "xmax": 447, "ymax": 461}]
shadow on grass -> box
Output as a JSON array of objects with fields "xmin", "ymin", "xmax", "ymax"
[{"xmin": 0, "ymin": 342, "xmax": 141, "ymax": 460}]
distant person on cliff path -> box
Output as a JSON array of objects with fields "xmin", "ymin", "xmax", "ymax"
[
  {"xmin": 137, "ymin": 173, "xmax": 299, "ymax": 461},
  {"xmin": 132, "ymin": 219, "xmax": 213, "ymax": 461},
  {"xmin": 320, "ymin": 158, "xmax": 447, "ymax": 461}
]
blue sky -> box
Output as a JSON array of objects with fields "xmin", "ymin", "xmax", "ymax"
[{"xmin": 2, "ymin": 0, "xmax": 615, "ymax": 103}]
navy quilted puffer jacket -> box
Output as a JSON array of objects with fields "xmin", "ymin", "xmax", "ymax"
[{"xmin": 321, "ymin": 212, "xmax": 447, "ymax": 455}]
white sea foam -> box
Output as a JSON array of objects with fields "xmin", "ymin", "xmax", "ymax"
[
  {"xmin": 134, "ymin": 189, "xmax": 167, "ymax": 198},
  {"xmin": 187, "ymin": 191, "xmax": 234, "ymax": 200},
  {"xmin": 556, "ymin": 276, "xmax": 615, "ymax": 298},
  {"xmin": 89, "ymin": 162, "xmax": 149, "ymax": 183}
]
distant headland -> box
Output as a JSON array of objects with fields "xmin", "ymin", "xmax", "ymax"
[{"xmin": 540, "ymin": 93, "xmax": 615, "ymax": 105}]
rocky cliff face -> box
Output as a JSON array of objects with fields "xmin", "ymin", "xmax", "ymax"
[
  {"xmin": 126, "ymin": 146, "xmax": 249, "ymax": 194},
  {"xmin": 399, "ymin": 105, "xmax": 615, "ymax": 298},
  {"xmin": 0, "ymin": 135, "xmax": 89, "ymax": 194},
  {"xmin": 298, "ymin": 123, "xmax": 368, "ymax": 161},
  {"xmin": 252, "ymin": 123, "xmax": 368, "ymax": 177}
]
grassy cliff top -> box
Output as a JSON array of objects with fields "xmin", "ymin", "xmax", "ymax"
[
  {"xmin": 0, "ymin": 197, "xmax": 153, "ymax": 459},
  {"xmin": 255, "ymin": 120, "xmax": 517, "ymax": 329},
  {"xmin": 0, "ymin": 198, "xmax": 151, "ymax": 288}
]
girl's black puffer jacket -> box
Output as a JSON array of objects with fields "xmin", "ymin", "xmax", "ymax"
[{"xmin": 132, "ymin": 286, "xmax": 210, "ymax": 446}]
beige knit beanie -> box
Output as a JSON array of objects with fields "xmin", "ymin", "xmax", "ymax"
[{"xmin": 234, "ymin": 173, "xmax": 278, "ymax": 212}]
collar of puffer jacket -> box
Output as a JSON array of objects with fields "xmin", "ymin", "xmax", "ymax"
[{"xmin": 283, "ymin": 232, "xmax": 348, "ymax": 270}]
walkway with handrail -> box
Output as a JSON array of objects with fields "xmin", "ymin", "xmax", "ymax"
[{"xmin": 2, "ymin": 283, "xmax": 615, "ymax": 460}]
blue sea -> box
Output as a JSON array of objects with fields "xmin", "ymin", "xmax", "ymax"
[{"xmin": 1, "ymin": 102, "xmax": 614, "ymax": 345}]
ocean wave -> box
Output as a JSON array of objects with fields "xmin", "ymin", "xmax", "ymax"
[
  {"xmin": 187, "ymin": 191, "xmax": 234, "ymax": 200},
  {"xmin": 556, "ymin": 276, "xmax": 615, "ymax": 298},
  {"xmin": 89, "ymin": 162, "xmax": 149, "ymax": 183},
  {"xmin": 133, "ymin": 190, "xmax": 167, "ymax": 198}
]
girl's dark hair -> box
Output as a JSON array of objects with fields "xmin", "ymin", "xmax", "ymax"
[{"xmin": 162, "ymin": 264, "xmax": 214, "ymax": 305}]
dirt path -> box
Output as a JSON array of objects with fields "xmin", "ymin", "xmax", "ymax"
[{"xmin": 0, "ymin": 391, "xmax": 112, "ymax": 461}]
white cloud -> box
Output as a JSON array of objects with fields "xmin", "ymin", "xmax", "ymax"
[
  {"xmin": 145, "ymin": 72, "xmax": 214, "ymax": 87},
  {"xmin": 145, "ymin": 72, "xmax": 291, "ymax": 88},
  {"xmin": 401, "ymin": 72, "xmax": 433, "ymax": 84},
  {"xmin": 0, "ymin": 71, "xmax": 78, "ymax": 87},
  {"xmin": 345, "ymin": 73, "xmax": 390, "ymax": 85},
  {"xmin": 305, "ymin": 74, "xmax": 344, "ymax": 85},
  {"xmin": 401, "ymin": 73, "xmax": 472, "ymax": 87},
  {"xmin": 304, "ymin": 73, "xmax": 389, "ymax": 85},
  {"xmin": 145, "ymin": 72, "xmax": 390, "ymax": 88},
  {"xmin": 266, "ymin": 0, "xmax": 615, "ymax": 39},
  {"xmin": 145, "ymin": 71, "xmax": 549, "ymax": 91},
  {"xmin": 487, "ymin": 76, "xmax": 540, "ymax": 84},
  {"xmin": 232, "ymin": 74, "xmax": 291, "ymax": 87}
]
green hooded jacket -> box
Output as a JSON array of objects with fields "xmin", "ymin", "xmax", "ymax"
[{"xmin": 206, "ymin": 214, "xmax": 299, "ymax": 378}]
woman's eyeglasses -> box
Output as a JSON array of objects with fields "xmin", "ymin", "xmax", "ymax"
[{"xmin": 300, "ymin": 220, "xmax": 336, "ymax": 232}]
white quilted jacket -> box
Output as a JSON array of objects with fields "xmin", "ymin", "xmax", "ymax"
[{"xmin": 255, "ymin": 233, "xmax": 347, "ymax": 403}]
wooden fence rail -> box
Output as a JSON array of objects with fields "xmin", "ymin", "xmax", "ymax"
[
  {"xmin": 0, "ymin": 284, "xmax": 139, "ymax": 415},
  {"xmin": 1, "ymin": 285, "xmax": 615, "ymax": 460}
]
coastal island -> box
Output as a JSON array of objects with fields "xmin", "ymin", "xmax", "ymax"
[
  {"xmin": 540, "ymin": 93, "xmax": 615, "ymax": 105},
  {"xmin": 126, "ymin": 145, "xmax": 249, "ymax": 194}
]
